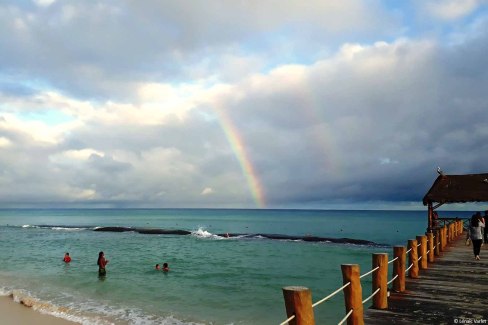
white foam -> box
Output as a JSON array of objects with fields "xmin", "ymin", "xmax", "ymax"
[
  {"xmin": 51, "ymin": 227, "xmax": 85, "ymax": 231},
  {"xmin": 190, "ymin": 227, "xmax": 222, "ymax": 239},
  {"xmin": 0, "ymin": 287, "xmax": 201, "ymax": 325}
]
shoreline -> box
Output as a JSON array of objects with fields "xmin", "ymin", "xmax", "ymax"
[{"xmin": 0, "ymin": 296, "xmax": 77, "ymax": 325}]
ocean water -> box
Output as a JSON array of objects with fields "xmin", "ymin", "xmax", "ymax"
[{"xmin": 0, "ymin": 209, "xmax": 472, "ymax": 324}]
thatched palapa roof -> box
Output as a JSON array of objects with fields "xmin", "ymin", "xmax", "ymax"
[{"xmin": 423, "ymin": 173, "xmax": 488, "ymax": 206}]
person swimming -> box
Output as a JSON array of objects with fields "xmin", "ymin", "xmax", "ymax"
[
  {"xmin": 97, "ymin": 251, "xmax": 109, "ymax": 277},
  {"xmin": 162, "ymin": 262, "xmax": 169, "ymax": 272},
  {"xmin": 63, "ymin": 252, "xmax": 71, "ymax": 263},
  {"xmin": 155, "ymin": 264, "xmax": 160, "ymax": 270}
]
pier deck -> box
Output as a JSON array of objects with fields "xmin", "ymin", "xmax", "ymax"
[{"xmin": 364, "ymin": 234, "xmax": 488, "ymax": 324}]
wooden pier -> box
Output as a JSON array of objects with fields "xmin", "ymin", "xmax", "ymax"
[
  {"xmin": 279, "ymin": 220, "xmax": 486, "ymax": 325},
  {"xmin": 364, "ymin": 233, "xmax": 488, "ymax": 324},
  {"xmin": 280, "ymin": 173, "xmax": 488, "ymax": 325}
]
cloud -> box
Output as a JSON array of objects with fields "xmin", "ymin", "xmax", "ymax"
[
  {"xmin": 1, "ymin": 2, "xmax": 488, "ymax": 208},
  {"xmin": 201, "ymin": 187, "xmax": 214, "ymax": 195},
  {"xmin": 0, "ymin": 1, "xmax": 394, "ymax": 100},
  {"xmin": 419, "ymin": 0, "xmax": 485, "ymax": 20},
  {"xmin": 32, "ymin": 0, "xmax": 57, "ymax": 7}
]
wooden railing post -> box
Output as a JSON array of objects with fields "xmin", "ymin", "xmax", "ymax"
[
  {"xmin": 408, "ymin": 239, "xmax": 419, "ymax": 278},
  {"xmin": 341, "ymin": 264, "xmax": 364, "ymax": 325},
  {"xmin": 446, "ymin": 225, "xmax": 450, "ymax": 244},
  {"xmin": 427, "ymin": 233, "xmax": 434, "ymax": 263},
  {"xmin": 416, "ymin": 235, "xmax": 428, "ymax": 269},
  {"xmin": 434, "ymin": 229, "xmax": 441, "ymax": 256},
  {"xmin": 392, "ymin": 246, "xmax": 406, "ymax": 292},
  {"xmin": 441, "ymin": 226, "xmax": 447, "ymax": 250},
  {"xmin": 282, "ymin": 286, "xmax": 315, "ymax": 325},
  {"xmin": 372, "ymin": 253, "xmax": 388, "ymax": 309}
]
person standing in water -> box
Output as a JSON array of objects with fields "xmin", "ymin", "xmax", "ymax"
[
  {"xmin": 97, "ymin": 251, "xmax": 109, "ymax": 276},
  {"xmin": 63, "ymin": 252, "xmax": 71, "ymax": 263}
]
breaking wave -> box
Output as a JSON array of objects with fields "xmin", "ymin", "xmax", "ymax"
[{"xmin": 0, "ymin": 287, "xmax": 204, "ymax": 325}]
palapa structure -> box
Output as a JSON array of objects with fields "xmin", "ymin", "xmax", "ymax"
[{"xmin": 423, "ymin": 172, "xmax": 488, "ymax": 232}]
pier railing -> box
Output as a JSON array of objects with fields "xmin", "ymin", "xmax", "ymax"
[{"xmin": 279, "ymin": 219, "xmax": 464, "ymax": 325}]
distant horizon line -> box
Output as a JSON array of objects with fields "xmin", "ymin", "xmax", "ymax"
[{"xmin": 0, "ymin": 207, "xmax": 479, "ymax": 212}]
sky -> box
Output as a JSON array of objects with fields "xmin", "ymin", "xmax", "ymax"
[{"xmin": 1, "ymin": 0, "xmax": 488, "ymax": 210}]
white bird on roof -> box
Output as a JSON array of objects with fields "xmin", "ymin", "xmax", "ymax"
[{"xmin": 437, "ymin": 167, "xmax": 444, "ymax": 176}]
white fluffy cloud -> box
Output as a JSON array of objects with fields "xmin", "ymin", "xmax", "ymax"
[{"xmin": 420, "ymin": 0, "xmax": 486, "ymax": 20}]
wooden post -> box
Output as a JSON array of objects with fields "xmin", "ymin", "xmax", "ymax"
[
  {"xmin": 427, "ymin": 203, "xmax": 433, "ymax": 233},
  {"xmin": 372, "ymin": 253, "xmax": 388, "ymax": 309},
  {"xmin": 434, "ymin": 229, "xmax": 441, "ymax": 256},
  {"xmin": 445, "ymin": 225, "xmax": 449, "ymax": 245},
  {"xmin": 392, "ymin": 246, "xmax": 406, "ymax": 292},
  {"xmin": 282, "ymin": 286, "xmax": 315, "ymax": 325},
  {"xmin": 408, "ymin": 239, "xmax": 419, "ymax": 278},
  {"xmin": 440, "ymin": 226, "xmax": 446, "ymax": 250},
  {"xmin": 427, "ymin": 233, "xmax": 434, "ymax": 263},
  {"xmin": 447, "ymin": 225, "xmax": 451, "ymax": 244},
  {"xmin": 416, "ymin": 235, "xmax": 428, "ymax": 269},
  {"xmin": 341, "ymin": 264, "xmax": 364, "ymax": 325}
]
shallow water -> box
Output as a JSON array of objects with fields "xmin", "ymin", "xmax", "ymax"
[{"xmin": 0, "ymin": 209, "xmax": 472, "ymax": 324}]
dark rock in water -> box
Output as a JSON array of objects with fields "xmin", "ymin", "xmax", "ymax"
[
  {"xmin": 90, "ymin": 227, "xmax": 379, "ymax": 245},
  {"xmin": 93, "ymin": 227, "xmax": 134, "ymax": 232},
  {"xmin": 136, "ymin": 229, "xmax": 191, "ymax": 235},
  {"xmin": 93, "ymin": 227, "xmax": 191, "ymax": 235}
]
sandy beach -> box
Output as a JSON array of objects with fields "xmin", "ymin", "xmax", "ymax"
[{"xmin": 0, "ymin": 296, "xmax": 76, "ymax": 325}]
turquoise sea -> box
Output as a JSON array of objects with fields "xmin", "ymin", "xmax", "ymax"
[{"xmin": 0, "ymin": 209, "xmax": 472, "ymax": 324}]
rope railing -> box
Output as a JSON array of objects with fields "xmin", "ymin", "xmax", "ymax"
[
  {"xmin": 279, "ymin": 314, "xmax": 295, "ymax": 325},
  {"xmin": 362, "ymin": 288, "xmax": 380, "ymax": 304},
  {"xmin": 405, "ymin": 262, "xmax": 414, "ymax": 273},
  {"xmin": 311, "ymin": 282, "xmax": 351, "ymax": 308},
  {"xmin": 387, "ymin": 274, "xmax": 398, "ymax": 285},
  {"xmin": 388, "ymin": 257, "xmax": 398, "ymax": 264},
  {"xmin": 359, "ymin": 266, "xmax": 379, "ymax": 279},
  {"xmin": 279, "ymin": 219, "xmax": 465, "ymax": 325},
  {"xmin": 337, "ymin": 309, "xmax": 354, "ymax": 325}
]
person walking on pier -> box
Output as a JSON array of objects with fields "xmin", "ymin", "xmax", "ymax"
[
  {"xmin": 484, "ymin": 211, "xmax": 488, "ymax": 244},
  {"xmin": 468, "ymin": 213, "xmax": 485, "ymax": 260}
]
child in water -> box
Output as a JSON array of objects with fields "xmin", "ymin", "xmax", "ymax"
[
  {"xmin": 155, "ymin": 264, "xmax": 160, "ymax": 270},
  {"xmin": 97, "ymin": 251, "xmax": 109, "ymax": 276},
  {"xmin": 63, "ymin": 252, "xmax": 71, "ymax": 263},
  {"xmin": 162, "ymin": 263, "xmax": 169, "ymax": 272}
]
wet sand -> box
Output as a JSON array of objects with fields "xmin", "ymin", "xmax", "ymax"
[{"xmin": 0, "ymin": 296, "xmax": 77, "ymax": 325}]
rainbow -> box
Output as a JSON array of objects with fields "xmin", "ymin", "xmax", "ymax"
[{"xmin": 214, "ymin": 106, "xmax": 266, "ymax": 208}]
